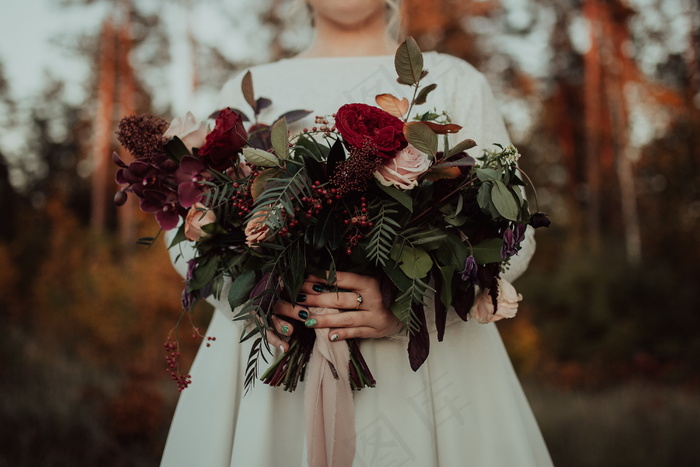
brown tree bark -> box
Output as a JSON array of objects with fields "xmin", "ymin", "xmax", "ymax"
[{"xmin": 91, "ymin": 19, "xmax": 116, "ymax": 234}]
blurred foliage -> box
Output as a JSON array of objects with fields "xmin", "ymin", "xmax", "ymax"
[{"xmin": 0, "ymin": 0, "xmax": 699, "ymax": 465}]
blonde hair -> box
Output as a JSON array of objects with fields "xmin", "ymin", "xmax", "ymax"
[{"xmin": 288, "ymin": 0, "xmax": 403, "ymax": 40}]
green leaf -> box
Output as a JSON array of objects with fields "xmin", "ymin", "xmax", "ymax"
[
  {"xmin": 404, "ymin": 122, "xmax": 437, "ymax": 157},
  {"xmin": 491, "ymin": 180, "xmax": 520, "ymax": 221},
  {"xmin": 270, "ymin": 117, "xmax": 288, "ymax": 159},
  {"xmin": 477, "ymin": 181, "xmax": 500, "ymax": 219},
  {"xmin": 164, "ymin": 136, "xmax": 190, "ymax": 161},
  {"xmin": 475, "ymin": 167, "xmax": 500, "ymax": 182},
  {"xmin": 228, "ymin": 269, "xmax": 256, "ymax": 309},
  {"xmin": 168, "ymin": 224, "xmax": 187, "ymax": 248},
  {"xmin": 448, "ymin": 139, "xmax": 477, "ymax": 158},
  {"xmin": 326, "ymin": 139, "xmax": 345, "ymax": 179},
  {"xmin": 471, "ymin": 238, "xmax": 504, "ymax": 264},
  {"xmin": 250, "ymin": 168, "xmax": 282, "ymax": 201},
  {"xmin": 189, "ymin": 256, "xmax": 218, "ymax": 290},
  {"xmin": 312, "ymin": 207, "xmax": 339, "ymax": 250},
  {"xmin": 394, "ymin": 37, "xmax": 424, "ymax": 86},
  {"xmin": 375, "ymin": 180, "xmax": 413, "ymax": 212},
  {"xmin": 243, "ymin": 147, "xmax": 280, "ymax": 168},
  {"xmin": 383, "ymin": 259, "xmax": 412, "ymax": 292},
  {"xmin": 436, "ymin": 263, "xmax": 456, "ymax": 307},
  {"xmin": 414, "ymin": 83, "xmax": 437, "ymax": 105},
  {"xmin": 395, "ymin": 245, "xmax": 433, "ymax": 279},
  {"xmin": 241, "ymin": 71, "xmax": 256, "ymax": 112}
]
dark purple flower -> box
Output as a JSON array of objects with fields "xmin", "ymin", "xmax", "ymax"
[
  {"xmin": 460, "ymin": 256, "xmax": 478, "ymax": 284},
  {"xmin": 501, "ymin": 224, "xmax": 526, "ymax": 259},
  {"xmin": 175, "ymin": 156, "xmax": 208, "ymax": 208},
  {"xmin": 529, "ymin": 212, "xmax": 551, "ymax": 229},
  {"xmin": 181, "ymin": 259, "xmax": 197, "ymax": 310}
]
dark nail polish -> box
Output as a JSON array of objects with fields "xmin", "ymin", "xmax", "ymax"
[
  {"xmin": 312, "ymin": 284, "xmax": 325, "ymax": 293},
  {"xmin": 298, "ymin": 310, "xmax": 308, "ymax": 320},
  {"xmin": 296, "ymin": 293, "xmax": 307, "ymax": 302}
]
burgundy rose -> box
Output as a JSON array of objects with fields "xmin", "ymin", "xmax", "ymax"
[
  {"xmin": 334, "ymin": 103, "xmax": 407, "ymax": 158},
  {"xmin": 198, "ymin": 108, "xmax": 248, "ymax": 171}
]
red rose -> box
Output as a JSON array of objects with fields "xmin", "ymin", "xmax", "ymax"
[
  {"xmin": 198, "ymin": 108, "xmax": 248, "ymax": 170},
  {"xmin": 335, "ymin": 103, "xmax": 407, "ymax": 158}
]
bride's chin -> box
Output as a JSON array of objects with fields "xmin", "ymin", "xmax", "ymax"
[{"xmin": 308, "ymin": 0, "xmax": 387, "ymax": 28}]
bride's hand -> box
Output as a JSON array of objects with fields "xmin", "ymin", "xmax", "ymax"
[{"xmin": 273, "ymin": 271, "xmax": 402, "ymax": 342}]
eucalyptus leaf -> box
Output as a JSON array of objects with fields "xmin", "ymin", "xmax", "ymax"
[
  {"xmin": 243, "ymin": 147, "xmax": 281, "ymax": 168},
  {"xmin": 398, "ymin": 246, "xmax": 433, "ymax": 279},
  {"xmin": 491, "ymin": 180, "xmax": 520, "ymax": 221},
  {"xmin": 228, "ymin": 269, "xmax": 256, "ymax": 309},
  {"xmin": 404, "ymin": 122, "xmax": 437, "ymax": 157},
  {"xmin": 475, "ymin": 167, "xmax": 500, "ymax": 182},
  {"xmin": 394, "ymin": 37, "xmax": 424, "ymax": 86},
  {"xmin": 270, "ymin": 117, "xmax": 289, "ymax": 158}
]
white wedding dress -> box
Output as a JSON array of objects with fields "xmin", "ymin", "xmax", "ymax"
[{"xmin": 161, "ymin": 53, "xmax": 553, "ymax": 467}]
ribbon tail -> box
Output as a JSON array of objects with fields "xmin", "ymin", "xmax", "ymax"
[{"xmin": 304, "ymin": 307, "xmax": 356, "ymax": 467}]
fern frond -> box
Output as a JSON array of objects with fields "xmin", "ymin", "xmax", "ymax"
[{"xmin": 366, "ymin": 204, "xmax": 401, "ymax": 266}]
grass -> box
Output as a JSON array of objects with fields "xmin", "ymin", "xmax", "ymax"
[{"xmin": 524, "ymin": 380, "xmax": 700, "ymax": 467}]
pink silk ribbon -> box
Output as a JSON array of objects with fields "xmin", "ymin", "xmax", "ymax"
[{"xmin": 304, "ymin": 307, "xmax": 356, "ymax": 467}]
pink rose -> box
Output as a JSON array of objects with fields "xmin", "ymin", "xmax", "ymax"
[
  {"xmin": 374, "ymin": 144, "xmax": 431, "ymax": 190},
  {"xmin": 164, "ymin": 112, "xmax": 208, "ymax": 153},
  {"xmin": 470, "ymin": 279, "xmax": 522, "ymax": 324},
  {"xmin": 184, "ymin": 203, "xmax": 217, "ymax": 241}
]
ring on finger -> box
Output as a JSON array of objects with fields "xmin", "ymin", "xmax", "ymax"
[{"xmin": 355, "ymin": 292, "xmax": 363, "ymax": 310}]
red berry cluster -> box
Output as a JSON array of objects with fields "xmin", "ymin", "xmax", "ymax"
[
  {"xmin": 300, "ymin": 116, "xmax": 336, "ymax": 137},
  {"xmin": 342, "ymin": 197, "xmax": 374, "ymax": 255},
  {"xmin": 164, "ymin": 336, "xmax": 191, "ymax": 391},
  {"xmin": 299, "ymin": 181, "xmax": 343, "ymax": 220},
  {"xmin": 229, "ymin": 166, "xmax": 260, "ymax": 218}
]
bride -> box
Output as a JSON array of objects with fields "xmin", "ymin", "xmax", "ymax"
[{"xmin": 161, "ymin": 0, "xmax": 553, "ymax": 466}]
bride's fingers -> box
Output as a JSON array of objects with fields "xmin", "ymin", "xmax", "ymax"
[
  {"xmin": 306, "ymin": 311, "xmax": 375, "ymax": 329},
  {"xmin": 273, "ymin": 299, "xmax": 310, "ymax": 322},
  {"xmin": 271, "ymin": 315, "xmax": 293, "ymax": 338},
  {"xmin": 304, "ymin": 271, "xmax": 373, "ymax": 290},
  {"xmin": 327, "ymin": 326, "xmax": 381, "ymax": 341},
  {"xmin": 265, "ymin": 329, "xmax": 288, "ymax": 353},
  {"xmin": 300, "ymin": 291, "xmax": 361, "ymax": 310}
]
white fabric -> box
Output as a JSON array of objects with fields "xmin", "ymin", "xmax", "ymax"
[{"xmin": 160, "ymin": 52, "xmax": 552, "ymax": 467}]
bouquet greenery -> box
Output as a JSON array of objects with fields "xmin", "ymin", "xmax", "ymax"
[{"xmin": 114, "ymin": 38, "xmax": 550, "ymax": 393}]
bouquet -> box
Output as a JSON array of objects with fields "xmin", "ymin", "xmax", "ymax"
[{"xmin": 113, "ymin": 38, "xmax": 550, "ymax": 394}]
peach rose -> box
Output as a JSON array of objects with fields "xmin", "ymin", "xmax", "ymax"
[
  {"xmin": 374, "ymin": 144, "xmax": 431, "ymax": 190},
  {"xmin": 184, "ymin": 203, "xmax": 216, "ymax": 241},
  {"xmin": 470, "ymin": 278, "xmax": 522, "ymax": 324},
  {"xmin": 244, "ymin": 213, "xmax": 270, "ymax": 247},
  {"xmin": 164, "ymin": 112, "xmax": 208, "ymax": 153}
]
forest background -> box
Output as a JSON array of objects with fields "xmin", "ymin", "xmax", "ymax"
[{"xmin": 0, "ymin": 0, "xmax": 698, "ymax": 465}]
